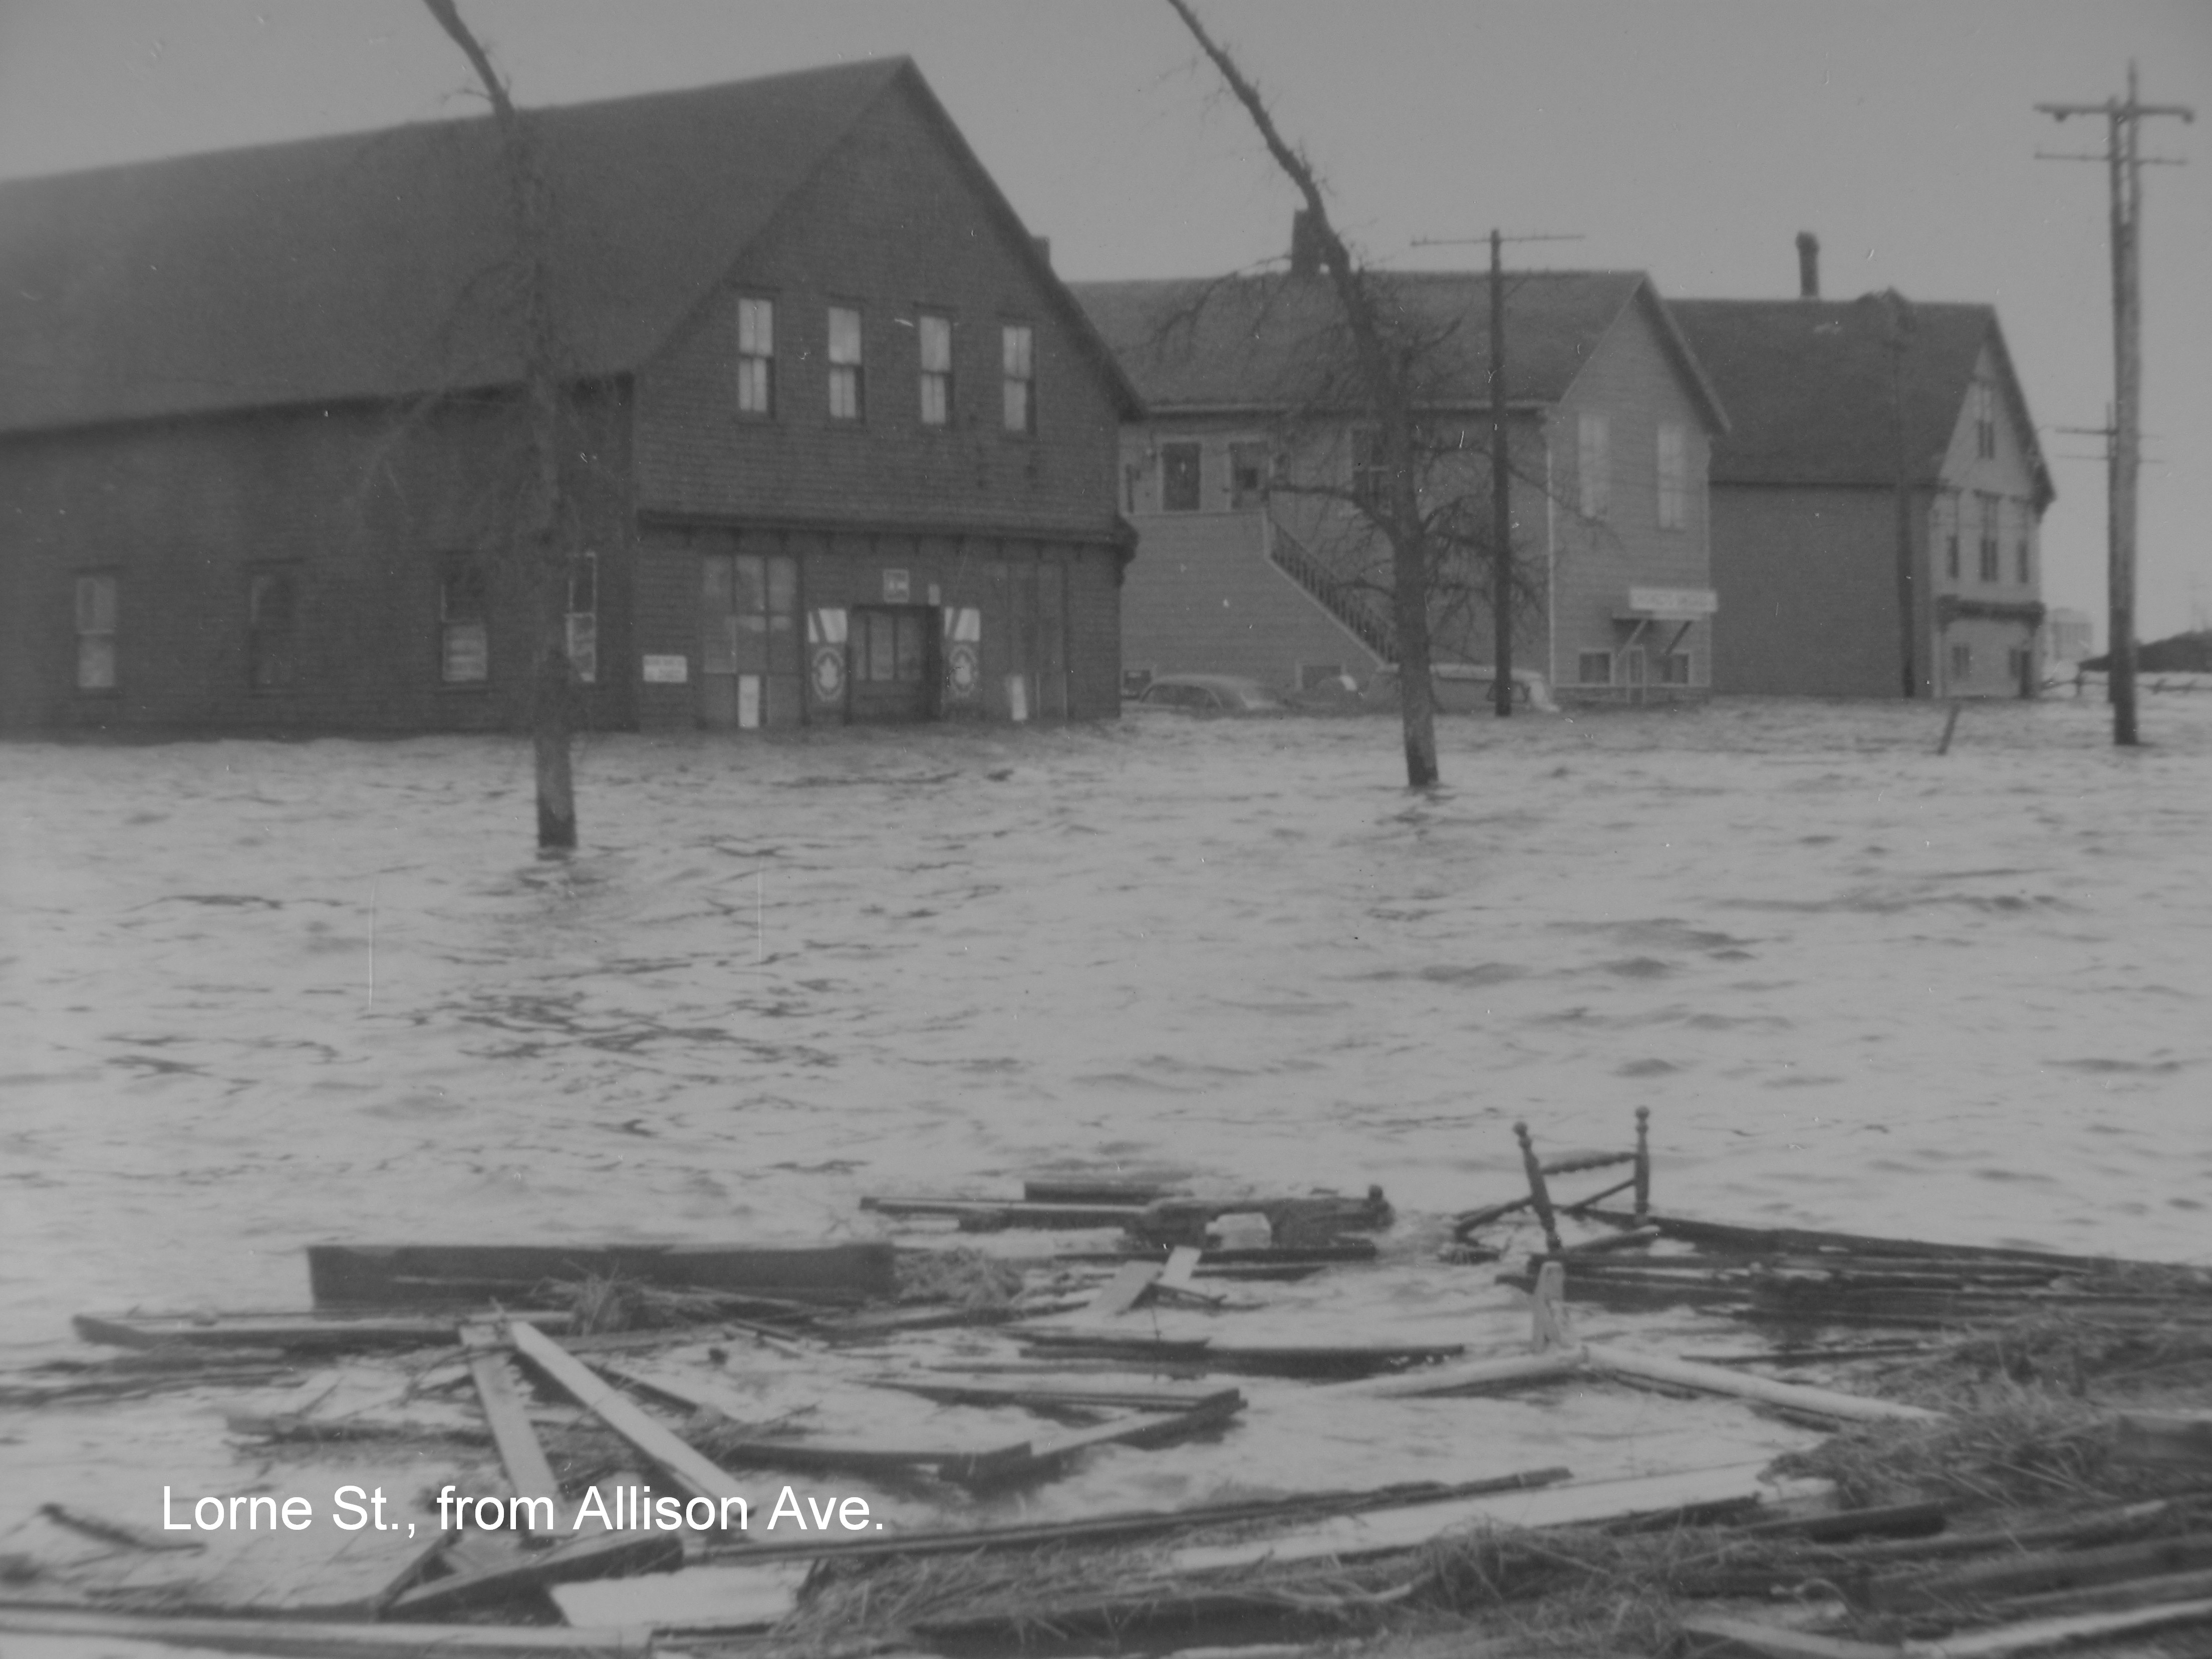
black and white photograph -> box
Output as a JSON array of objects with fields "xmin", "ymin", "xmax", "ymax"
[{"xmin": 2, "ymin": 3, "xmax": 2209, "ymax": 1654}]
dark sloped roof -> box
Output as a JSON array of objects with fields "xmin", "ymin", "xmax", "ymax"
[
  {"xmin": 1671, "ymin": 297, "xmax": 2052, "ymax": 508},
  {"xmin": 0, "ymin": 58, "xmax": 1137, "ymax": 435},
  {"xmin": 1068, "ymin": 269, "xmax": 1726, "ymax": 431}
]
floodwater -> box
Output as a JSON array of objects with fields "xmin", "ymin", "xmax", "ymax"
[{"xmin": 3, "ymin": 692, "xmax": 2208, "ymax": 1606}]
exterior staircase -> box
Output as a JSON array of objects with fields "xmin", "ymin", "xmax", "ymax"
[{"xmin": 1265, "ymin": 519, "xmax": 1398, "ymax": 663}]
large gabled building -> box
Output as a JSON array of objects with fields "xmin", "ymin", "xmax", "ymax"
[
  {"xmin": 1072, "ymin": 233, "xmax": 1730, "ymax": 704},
  {"xmin": 1673, "ymin": 239, "xmax": 2055, "ymax": 700},
  {"xmin": 0, "ymin": 59, "xmax": 1140, "ymax": 735}
]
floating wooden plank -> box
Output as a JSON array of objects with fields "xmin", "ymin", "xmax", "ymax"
[
  {"xmin": 958, "ymin": 1391, "xmax": 1245, "ymax": 1489},
  {"xmin": 551, "ymin": 1561, "xmax": 812, "ymax": 1632},
  {"xmin": 1331, "ymin": 1348, "xmax": 1587, "ymax": 1400},
  {"xmin": 1165, "ymin": 1461, "xmax": 1788, "ymax": 1572},
  {"xmin": 1024, "ymin": 1178, "xmax": 1169, "ymax": 1205},
  {"xmin": 1081, "ymin": 1260, "xmax": 1162, "ymax": 1320},
  {"xmin": 1158, "ymin": 1245, "xmax": 1203, "ymax": 1287},
  {"xmin": 694, "ymin": 1465, "xmax": 1574, "ymax": 1568},
  {"xmin": 39, "ymin": 1501, "xmax": 205, "ymax": 1553},
  {"xmin": 1584, "ymin": 1345, "xmax": 1944, "ymax": 1424},
  {"xmin": 72, "ymin": 1309, "xmax": 567, "ymax": 1352},
  {"xmin": 859, "ymin": 1196, "xmax": 1147, "ymax": 1228},
  {"xmin": 1735, "ymin": 1500, "xmax": 1949, "ymax": 1543},
  {"xmin": 1868, "ymin": 1531, "xmax": 2212, "ymax": 1611},
  {"xmin": 1897, "ymin": 1597, "xmax": 2212, "ymax": 1657},
  {"xmin": 2113, "ymin": 1410, "xmax": 2212, "ymax": 1469},
  {"xmin": 1675, "ymin": 1614, "xmax": 1903, "ymax": 1659},
  {"xmin": 460, "ymin": 1322, "xmax": 565, "ymax": 1538},
  {"xmin": 0, "ymin": 1607, "xmax": 653, "ymax": 1656},
  {"xmin": 506, "ymin": 1321, "xmax": 750, "ymax": 1516},
  {"xmin": 868, "ymin": 1375, "xmax": 1243, "ymax": 1413},
  {"xmin": 387, "ymin": 1528, "xmax": 682, "ymax": 1619},
  {"xmin": 1579, "ymin": 1210, "xmax": 2172, "ymax": 1274},
  {"xmin": 308, "ymin": 1241, "xmax": 894, "ymax": 1307},
  {"xmin": 1019, "ymin": 1330, "xmax": 1464, "ymax": 1377},
  {"xmin": 1992, "ymin": 1565, "xmax": 2212, "ymax": 1624}
]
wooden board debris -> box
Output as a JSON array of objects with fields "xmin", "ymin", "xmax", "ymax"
[
  {"xmin": 71, "ymin": 1309, "xmax": 568, "ymax": 1352},
  {"xmin": 460, "ymin": 1322, "xmax": 565, "ymax": 1538},
  {"xmin": 1080, "ymin": 1259, "xmax": 1163, "ymax": 1320},
  {"xmin": 1019, "ymin": 1330, "xmax": 1464, "ymax": 1377},
  {"xmin": 0, "ymin": 1607, "xmax": 654, "ymax": 1656},
  {"xmin": 307, "ymin": 1240, "xmax": 895, "ymax": 1306},
  {"xmin": 1868, "ymin": 1531, "xmax": 2212, "ymax": 1610},
  {"xmin": 384, "ymin": 1528, "xmax": 682, "ymax": 1619},
  {"xmin": 1584, "ymin": 1345, "xmax": 1945, "ymax": 1424},
  {"xmin": 550, "ymin": 1559, "xmax": 813, "ymax": 1631},
  {"xmin": 1897, "ymin": 1596, "xmax": 2212, "ymax": 1656},
  {"xmin": 2113, "ymin": 1409, "xmax": 2212, "ymax": 1469},
  {"xmin": 1331, "ymin": 1348, "xmax": 1586, "ymax": 1400},
  {"xmin": 506, "ymin": 1320, "xmax": 751, "ymax": 1517},
  {"xmin": 1675, "ymin": 1613, "xmax": 1903, "ymax": 1658},
  {"xmin": 1164, "ymin": 1460, "xmax": 1791, "ymax": 1572},
  {"xmin": 860, "ymin": 1196, "xmax": 1149, "ymax": 1227}
]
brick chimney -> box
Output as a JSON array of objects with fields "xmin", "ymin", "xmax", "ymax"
[
  {"xmin": 1290, "ymin": 209, "xmax": 1325, "ymax": 279},
  {"xmin": 1796, "ymin": 231, "xmax": 1820, "ymax": 299}
]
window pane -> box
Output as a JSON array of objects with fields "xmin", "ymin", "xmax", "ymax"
[
  {"xmin": 920, "ymin": 315, "xmax": 951, "ymax": 372},
  {"xmin": 733, "ymin": 554, "xmax": 765, "ymax": 616},
  {"xmin": 828, "ymin": 307, "xmax": 862, "ymax": 365},
  {"xmin": 894, "ymin": 612, "xmax": 924, "ymax": 681},
  {"xmin": 442, "ymin": 564, "xmax": 485, "ymax": 622},
  {"xmin": 830, "ymin": 366, "xmax": 861, "ymax": 421},
  {"xmin": 738, "ymin": 298, "xmax": 773, "ymax": 356},
  {"xmin": 443, "ymin": 621, "xmax": 488, "ymax": 683},
  {"xmin": 76, "ymin": 574, "xmax": 117, "ymax": 632},
  {"xmin": 866, "ymin": 613, "xmax": 894, "ymax": 682},
  {"xmin": 1002, "ymin": 378, "xmax": 1029, "ymax": 433},
  {"xmin": 921, "ymin": 375, "xmax": 947, "ymax": 425},
  {"xmin": 1162, "ymin": 443, "xmax": 1201, "ymax": 511},
  {"xmin": 1002, "ymin": 325, "xmax": 1032, "ymax": 378},
  {"xmin": 702, "ymin": 552, "xmax": 734, "ymax": 608},
  {"xmin": 566, "ymin": 613, "xmax": 598, "ymax": 684},
  {"xmin": 737, "ymin": 358, "xmax": 772, "ymax": 415},
  {"xmin": 78, "ymin": 635, "xmax": 116, "ymax": 690},
  {"xmin": 766, "ymin": 555, "xmax": 797, "ymax": 616},
  {"xmin": 703, "ymin": 613, "xmax": 739, "ymax": 675}
]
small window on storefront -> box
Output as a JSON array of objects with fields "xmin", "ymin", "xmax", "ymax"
[
  {"xmin": 855, "ymin": 608, "xmax": 927, "ymax": 682},
  {"xmin": 1577, "ymin": 651, "xmax": 1612, "ymax": 685},
  {"xmin": 567, "ymin": 551, "xmax": 598, "ymax": 684},
  {"xmin": 1657, "ymin": 651, "xmax": 1692, "ymax": 685},
  {"xmin": 440, "ymin": 558, "xmax": 488, "ymax": 684},
  {"xmin": 1230, "ymin": 441, "xmax": 1271, "ymax": 509},
  {"xmin": 76, "ymin": 572, "xmax": 118, "ymax": 691},
  {"xmin": 247, "ymin": 566, "xmax": 299, "ymax": 691},
  {"xmin": 1951, "ymin": 642, "xmax": 1973, "ymax": 681},
  {"xmin": 1161, "ymin": 442, "xmax": 1201, "ymax": 511}
]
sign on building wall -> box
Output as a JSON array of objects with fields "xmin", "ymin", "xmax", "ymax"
[
  {"xmin": 1622, "ymin": 587, "xmax": 1720, "ymax": 620},
  {"xmin": 943, "ymin": 607, "xmax": 982, "ymax": 703},
  {"xmin": 642, "ymin": 655, "xmax": 690, "ymax": 683},
  {"xmin": 882, "ymin": 569, "xmax": 911, "ymax": 603},
  {"xmin": 807, "ymin": 608, "xmax": 849, "ymax": 708}
]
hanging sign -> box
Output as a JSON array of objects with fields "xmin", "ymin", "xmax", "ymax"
[{"xmin": 943, "ymin": 607, "xmax": 982, "ymax": 702}]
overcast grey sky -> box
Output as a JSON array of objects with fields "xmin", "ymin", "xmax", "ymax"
[{"xmin": 3, "ymin": 1, "xmax": 2206, "ymax": 640}]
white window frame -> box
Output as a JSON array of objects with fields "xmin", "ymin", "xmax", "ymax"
[
  {"xmin": 1577, "ymin": 413, "xmax": 1610, "ymax": 520},
  {"xmin": 918, "ymin": 312, "xmax": 952, "ymax": 427},
  {"xmin": 75, "ymin": 571, "xmax": 118, "ymax": 691},
  {"xmin": 827, "ymin": 306, "xmax": 864, "ymax": 422},
  {"xmin": 440, "ymin": 558, "xmax": 489, "ymax": 685},
  {"xmin": 1655, "ymin": 422, "xmax": 1687, "ymax": 530},
  {"xmin": 736, "ymin": 297, "xmax": 774, "ymax": 417},
  {"xmin": 1001, "ymin": 324, "xmax": 1034, "ymax": 433}
]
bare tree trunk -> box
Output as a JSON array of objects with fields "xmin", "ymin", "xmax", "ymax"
[
  {"xmin": 423, "ymin": 0, "xmax": 578, "ymax": 850},
  {"xmin": 1167, "ymin": 0, "xmax": 1439, "ymax": 787}
]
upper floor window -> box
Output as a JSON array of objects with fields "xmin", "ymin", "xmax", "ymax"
[
  {"xmin": 1001, "ymin": 324, "xmax": 1035, "ymax": 433},
  {"xmin": 75, "ymin": 571, "xmax": 118, "ymax": 691},
  {"xmin": 1974, "ymin": 380, "xmax": 1996, "ymax": 460},
  {"xmin": 1937, "ymin": 495, "xmax": 1961, "ymax": 581},
  {"xmin": 1350, "ymin": 427, "xmax": 1385, "ymax": 511},
  {"xmin": 246, "ymin": 566, "xmax": 299, "ymax": 692},
  {"xmin": 1577, "ymin": 413, "xmax": 1610, "ymax": 519},
  {"xmin": 1230, "ymin": 440, "xmax": 1271, "ymax": 509},
  {"xmin": 918, "ymin": 313, "xmax": 952, "ymax": 427},
  {"xmin": 441, "ymin": 557, "xmax": 489, "ymax": 685},
  {"xmin": 827, "ymin": 307, "xmax": 864, "ymax": 421},
  {"xmin": 1977, "ymin": 492, "xmax": 2002, "ymax": 584},
  {"xmin": 1161, "ymin": 442, "xmax": 1202, "ymax": 512},
  {"xmin": 736, "ymin": 297, "xmax": 774, "ymax": 417},
  {"xmin": 1655, "ymin": 422, "xmax": 1688, "ymax": 530},
  {"xmin": 567, "ymin": 551, "xmax": 598, "ymax": 685},
  {"xmin": 2016, "ymin": 535, "xmax": 2031, "ymax": 586}
]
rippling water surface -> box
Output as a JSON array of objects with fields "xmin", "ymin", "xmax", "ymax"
[{"xmin": 3, "ymin": 694, "xmax": 2208, "ymax": 1600}]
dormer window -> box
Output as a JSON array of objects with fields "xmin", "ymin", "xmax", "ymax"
[
  {"xmin": 1974, "ymin": 380, "xmax": 1996, "ymax": 460},
  {"xmin": 828, "ymin": 307, "xmax": 865, "ymax": 422}
]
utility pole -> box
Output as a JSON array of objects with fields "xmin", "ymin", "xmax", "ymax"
[
  {"xmin": 1879, "ymin": 290, "xmax": 1918, "ymax": 699},
  {"xmin": 2037, "ymin": 63, "xmax": 2193, "ymax": 746},
  {"xmin": 1412, "ymin": 229, "xmax": 1579, "ymax": 716},
  {"xmin": 1489, "ymin": 229, "xmax": 1514, "ymax": 716}
]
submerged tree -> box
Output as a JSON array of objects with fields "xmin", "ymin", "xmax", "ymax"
[
  {"xmin": 1164, "ymin": 0, "xmax": 1544, "ymax": 788},
  {"xmin": 422, "ymin": 0, "xmax": 581, "ymax": 851}
]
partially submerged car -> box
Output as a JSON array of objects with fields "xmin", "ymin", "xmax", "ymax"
[{"xmin": 1131, "ymin": 673, "xmax": 1290, "ymax": 715}]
